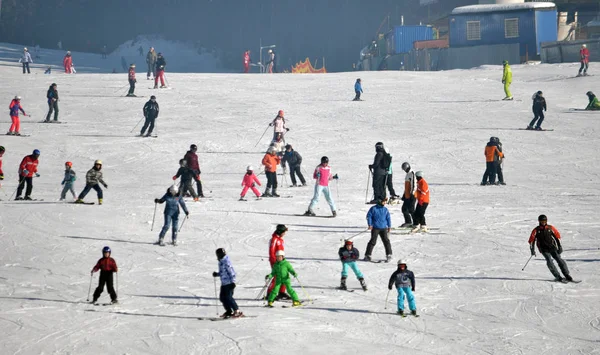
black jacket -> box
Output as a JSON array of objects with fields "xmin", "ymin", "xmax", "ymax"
[
  {"xmin": 532, "ymin": 95, "xmax": 547, "ymax": 112},
  {"xmin": 175, "ymin": 166, "xmax": 194, "ymax": 183},
  {"xmin": 143, "ymin": 100, "xmax": 159, "ymax": 119},
  {"xmin": 282, "ymin": 150, "xmax": 302, "ymax": 167},
  {"xmin": 370, "ymin": 151, "xmax": 386, "ymax": 176},
  {"xmin": 155, "ymin": 56, "xmax": 166, "ymax": 71}
]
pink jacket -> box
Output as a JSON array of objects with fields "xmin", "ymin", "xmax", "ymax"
[
  {"xmin": 242, "ymin": 173, "xmax": 261, "ymax": 187},
  {"xmin": 313, "ymin": 164, "xmax": 333, "ymax": 186},
  {"xmin": 272, "ymin": 116, "xmax": 286, "ymax": 133}
]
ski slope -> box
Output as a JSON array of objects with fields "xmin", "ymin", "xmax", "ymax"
[{"xmin": 0, "ymin": 53, "xmax": 599, "ymax": 355}]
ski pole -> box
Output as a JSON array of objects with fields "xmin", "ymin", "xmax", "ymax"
[
  {"xmin": 336, "ymin": 179, "xmax": 339, "ymax": 202},
  {"xmin": 86, "ymin": 273, "xmax": 93, "ymax": 301},
  {"xmin": 213, "ymin": 276, "xmax": 219, "ymax": 316},
  {"xmin": 522, "ymin": 254, "xmax": 534, "ymax": 271},
  {"xmin": 253, "ymin": 125, "xmax": 270, "ymax": 148},
  {"xmin": 151, "ymin": 202, "xmax": 157, "ymax": 231},
  {"xmin": 341, "ymin": 229, "xmax": 368, "ymax": 243},
  {"xmin": 294, "ymin": 276, "xmax": 312, "ymax": 303},
  {"xmin": 113, "ymin": 83, "xmax": 129, "ymax": 94},
  {"xmin": 384, "ymin": 289, "xmax": 391, "ymax": 309},
  {"xmin": 178, "ymin": 215, "xmax": 188, "ymax": 232},
  {"xmin": 9, "ymin": 177, "xmax": 26, "ymax": 201},
  {"xmin": 130, "ymin": 116, "xmax": 145, "ymax": 133},
  {"xmin": 163, "ymin": 72, "xmax": 170, "ymax": 88},
  {"xmin": 365, "ymin": 169, "xmax": 371, "ymax": 203},
  {"xmin": 238, "ymin": 258, "xmax": 263, "ymax": 285},
  {"xmin": 256, "ymin": 277, "xmax": 272, "ymax": 300}
]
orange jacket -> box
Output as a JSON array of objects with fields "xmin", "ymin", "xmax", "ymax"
[
  {"xmin": 262, "ymin": 153, "xmax": 280, "ymax": 173},
  {"xmin": 415, "ymin": 178, "xmax": 429, "ymax": 205},
  {"xmin": 485, "ymin": 145, "xmax": 503, "ymax": 162}
]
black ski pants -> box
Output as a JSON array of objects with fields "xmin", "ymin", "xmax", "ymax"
[
  {"xmin": 178, "ymin": 179, "xmax": 198, "ymax": 199},
  {"xmin": 93, "ymin": 271, "xmax": 117, "ymax": 302},
  {"xmin": 45, "ymin": 101, "xmax": 59, "ymax": 121},
  {"xmin": 219, "ymin": 283, "xmax": 238, "ymax": 313},
  {"xmin": 289, "ymin": 165, "xmax": 306, "ymax": 186},
  {"xmin": 401, "ymin": 195, "xmax": 416, "ymax": 224},
  {"xmin": 541, "ymin": 250, "xmax": 570, "ymax": 280},
  {"xmin": 79, "ymin": 183, "xmax": 103, "ymax": 199},
  {"xmin": 16, "ymin": 176, "xmax": 33, "ymax": 198},
  {"xmin": 265, "ymin": 171, "xmax": 277, "ymax": 189},
  {"xmin": 365, "ymin": 228, "xmax": 392, "ymax": 257},
  {"xmin": 482, "ymin": 162, "xmax": 497, "ymax": 184},
  {"xmin": 529, "ymin": 108, "xmax": 544, "ymax": 128},
  {"xmin": 354, "ymin": 91, "xmax": 361, "ymax": 101},
  {"xmin": 22, "ymin": 62, "xmax": 30, "ymax": 74},
  {"xmin": 579, "ymin": 61, "xmax": 588, "ymax": 74},
  {"xmin": 386, "ymin": 173, "xmax": 397, "ymax": 197},
  {"xmin": 140, "ymin": 116, "xmax": 156, "ymax": 136},
  {"xmin": 192, "ymin": 170, "xmax": 204, "ymax": 196},
  {"xmin": 372, "ymin": 173, "xmax": 387, "ymax": 201},
  {"xmin": 128, "ymin": 79, "xmax": 136, "ymax": 95},
  {"xmin": 147, "ymin": 62, "xmax": 155, "ymax": 78},
  {"xmin": 413, "ymin": 202, "xmax": 428, "ymax": 226}
]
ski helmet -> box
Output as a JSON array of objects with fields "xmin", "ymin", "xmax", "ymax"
[
  {"xmin": 190, "ymin": 144, "xmax": 197, "ymax": 151},
  {"xmin": 130, "ymin": 63, "xmax": 135, "ymax": 68},
  {"xmin": 502, "ymin": 60, "xmax": 508, "ymax": 66},
  {"xmin": 102, "ymin": 246, "xmax": 111, "ymax": 253},
  {"xmin": 33, "ymin": 149, "xmax": 40, "ymax": 156},
  {"xmin": 14, "ymin": 95, "xmax": 21, "ymax": 100},
  {"xmin": 375, "ymin": 142, "xmax": 384, "ymax": 151},
  {"xmin": 179, "ymin": 159, "xmax": 186, "ymax": 166},
  {"xmin": 537, "ymin": 90, "xmax": 543, "ymax": 95},
  {"xmin": 278, "ymin": 110, "xmax": 284, "ymax": 117},
  {"xmin": 94, "ymin": 160, "xmax": 102, "ymax": 165},
  {"xmin": 0, "ymin": 146, "xmax": 4, "ymax": 153},
  {"xmin": 321, "ymin": 156, "xmax": 329, "ymax": 164},
  {"xmin": 216, "ymin": 248, "xmax": 226, "ymax": 260},
  {"xmin": 538, "ymin": 214, "xmax": 548, "ymax": 222},
  {"xmin": 275, "ymin": 224, "xmax": 288, "ymax": 235},
  {"xmin": 67, "ymin": 51, "xmax": 71, "ymax": 55},
  {"xmin": 415, "ymin": 171, "xmax": 424, "ymax": 178},
  {"xmin": 246, "ymin": 165, "xmax": 253, "ymax": 171},
  {"xmin": 397, "ymin": 259, "xmax": 406, "ymax": 266},
  {"xmin": 285, "ymin": 144, "xmax": 292, "ymax": 150},
  {"xmin": 169, "ymin": 185, "xmax": 179, "ymax": 195},
  {"xmin": 582, "ymin": 44, "xmax": 587, "ymax": 48},
  {"xmin": 150, "ymin": 95, "xmax": 156, "ymax": 100},
  {"xmin": 275, "ymin": 250, "xmax": 285, "ymax": 257},
  {"xmin": 345, "ymin": 240, "xmax": 353, "ymax": 246},
  {"xmin": 587, "ymin": 91, "xmax": 594, "ymax": 96},
  {"xmin": 24, "ymin": 47, "xmax": 28, "ymax": 51},
  {"xmin": 401, "ymin": 162, "xmax": 411, "ymax": 172},
  {"xmin": 65, "ymin": 161, "xmax": 73, "ymax": 168}
]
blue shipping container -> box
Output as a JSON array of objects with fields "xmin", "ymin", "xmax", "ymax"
[{"xmin": 385, "ymin": 26, "xmax": 434, "ymax": 55}]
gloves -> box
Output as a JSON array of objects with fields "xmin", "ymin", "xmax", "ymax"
[
  {"xmin": 23, "ymin": 170, "xmax": 29, "ymax": 176},
  {"xmin": 172, "ymin": 175, "xmax": 177, "ymax": 180},
  {"xmin": 61, "ymin": 181, "xmax": 65, "ymax": 185},
  {"xmin": 103, "ymin": 183, "xmax": 108, "ymax": 188},
  {"xmin": 35, "ymin": 173, "xmax": 40, "ymax": 177},
  {"xmin": 292, "ymin": 273, "xmax": 298, "ymax": 278},
  {"xmin": 286, "ymin": 128, "xmax": 290, "ymax": 131},
  {"xmin": 530, "ymin": 245, "xmax": 536, "ymax": 257},
  {"xmin": 232, "ymin": 283, "xmax": 236, "ymax": 289},
  {"xmin": 557, "ymin": 245, "xmax": 563, "ymax": 254},
  {"xmin": 412, "ymin": 288, "xmax": 415, "ymax": 292},
  {"xmin": 212, "ymin": 271, "xmax": 219, "ymax": 277},
  {"xmin": 185, "ymin": 211, "xmax": 189, "ymax": 216},
  {"xmin": 333, "ymin": 174, "xmax": 339, "ymax": 180},
  {"xmin": 154, "ymin": 198, "xmax": 160, "ymax": 203},
  {"xmin": 388, "ymin": 285, "xmax": 393, "ymax": 290},
  {"xmin": 265, "ymin": 274, "xmax": 271, "ymax": 280},
  {"xmin": 269, "ymin": 123, "xmax": 273, "ymax": 127},
  {"xmin": 0, "ymin": 175, "xmax": 3, "ymax": 180}
]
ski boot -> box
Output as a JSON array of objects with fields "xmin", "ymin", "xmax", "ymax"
[
  {"xmin": 231, "ymin": 310, "xmax": 243, "ymax": 318},
  {"xmin": 420, "ymin": 226, "xmax": 428, "ymax": 233},
  {"xmin": 363, "ymin": 255, "xmax": 371, "ymax": 262},
  {"xmin": 397, "ymin": 310, "xmax": 405, "ymax": 317},
  {"xmin": 292, "ymin": 301, "xmax": 302, "ymax": 307},
  {"xmin": 172, "ymin": 239, "xmax": 178, "ymax": 246},
  {"xmin": 332, "ymin": 210, "xmax": 337, "ymax": 217},
  {"xmin": 339, "ymin": 276, "xmax": 347, "ymax": 290},
  {"xmin": 24, "ymin": 196, "xmax": 33, "ymax": 201},
  {"xmin": 14, "ymin": 132, "xmax": 21, "ymax": 136},
  {"xmin": 157, "ymin": 237, "xmax": 165, "ymax": 246},
  {"xmin": 239, "ymin": 197, "xmax": 246, "ymax": 201},
  {"xmin": 267, "ymin": 302, "xmax": 274, "ymax": 308},
  {"xmin": 255, "ymin": 196, "xmax": 262, "ymax": 200},
  {"xmin": 535, "ymin": 126, "xmax": 542, "ymax": 131},
  {"xmin": 271, "ymin": 189, "xmax": 280, "ymax": 197},
  {"xmin": 75, "ymin": 199, "xmax": 84, "ymax": 204},
  {"xmin": 359, "ymin": 278, "xmax": 367, "ymax": 291},
  {"xmin": 411, "ymin": 225, "xmax": 421, "ymax": 233},
  {"xmin": 303, "ymin": 210, "xmax": 316, "ymax": 216},
  {"xmin": 98, "ymin": 198, "xmax": 103, "ymax": 205},
  {"xmin": 193, "ymin": 197, "xmax": 199, "ymax": 202},
  {"xmin": 111, "ymin": 299, "xmax": 119, "ymax": 304},
  {"xmin": 91, "ymin": 298, "xmax": 98, "ymax": 304},
  {"xmin": 411, "ymin": 310, "xmax": 419, "ymax": 317},
  {"xmin": 526, "ymin": 125, "xmax": 534, "ymax": 130},
  {"xmin": 400, "ymin": 223, "xmax": 413, "ymax": 228},
  {"xmin": 220, "ymin": 310, "xmax": 233, "ymax": 318},
  {"xmin": 262, "ymin": 188, "xmax": 272, "ymax": 197},
  {"xmin": 153, "ymin": 85, "xmax": 158, "ymax": 89},
  {"xmin": 385, "ymin": 255, "xmax": 393, "ymax": 263}
]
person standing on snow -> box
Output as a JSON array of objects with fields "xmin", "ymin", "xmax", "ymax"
[
  {"xmin": 388, "ymin": 260, "xmax": 418, "ymax": 317},
  {"xmin": 492, "ymin": 137, "xmax": 506, "ymax": 185},
  {"xmin": 76, "ymin": 160, "xmax": 107, "ymax": 205},
  {"xmin": 154, "ymin": 53, "xmax": 167, "ymax": 88},
  {"xmin": 45, "ymin": 83, "xmax": 59, "ymax": 122},
  {"xmin": 8, "ymin": 96, "xmax": 27, "ymax": 136},
  {"xmin": 173, "ymin": 159, "xmax": 198, "ymax": 201},
  {"xmin": 369, "ymin": 142, "xmax": 390, "ymax": 203},
  {"xmin": 384, "ymin": 147, "xmax": 399, "ymax": 202},
  {"xmin": 353, "ymin": 78, "xmax": 363, "ymax": 101},
  {"xmin": 0, "ymin": 146, "xmax": 5, "ymax": 183},
  {"xmin": 339, "ymin": 240, "xmax": 367, "ymax": 291},
  {"xmin": 127, "ymin": 64, "xmax": 137, "ymax": 97},
  {"xmin": 411, "ymin": 171, "xmax": 430, "ymax": 233},
  {"xmin": 154, "ymin": 185, "xmax": 189, "ymax": 246},
  {"xmin": 90, "ymin": 246, "xmax": 118, "ymax": 304},
  {"xmin": 19, "ymin": 48, "xmax": 33, "ymax": 74},
  {"xmin": 578, "ymin": 44, "xmax": 589, "ymax": 77},
  {"xmin": 528, "ymin": 91, "xmax": 547, "ymax": 130},
  {"xmin": 303, "ymin": 156, "xmax": 338, "ymax": 217},
  {"xmin": 266, "ymin": 49, "xmax": 276, "ymax": 73},
  {"xmin": 269, "ymin": 110, "xmax": 288, "ymax": 142},
  {"xmin": 266, "ymin": 251, "xmax": 301, "ymax": 307},
  {"xmin": 63, "ymin": 51, "xmax": 73, "ymax": 74},
  {"xmin": 261, "ymin": 147, "xmax": 281, "ymax": 197},
  {"xmin": 60, "ymin": 161, "xmax": 77, "ymax": 201},
  {"xmin": 364, "ymin": 198, "xmax": 392, "ymax": 262},
  {"xmin": 585, "ymin": 91, "xmax": 600, "ymax": 110},
  {"xmin": 146, "ymin": 47, "xmax": 157, "ymax": 80},
  {"xmin": 140, "ymin": 95, "xmax": 159, "ymax": 137},
  {"xmin": 212, "ymin": 248, "xmax": 243, "ymax": 318},
  {"xmin": 268, "ymin": 224, "xmax": 290, "ymax": 300},
  {"xmin": 243, "ymin": 50, "xmax": 251, "ymax": 73},
  {"xmin": 481, "ymin": 137, "xmax": 504, "ymax": 185},
  {"xmin": 282, "ymin": 144, "xmax": 306, "ymax": 187},
  {"xmin": 502, "ymin": 60, "xmax": 513, "ymax": 100},
  {"xmin": 400, "ymin": 162, "xmax": 416, "ymax": 228},
  {"xmin": 240, "ymin": 165, "xmax": 262, "ymax": 201},
  {"xmin": 15, "ymin": 149, "xmax": 40, "ymax": 200},
  {"xmin": 528, "ymin": 215, "xmax": 575, "ymax": 283},
  {"xmin": 184, "ymin": 144, "xmax": 205, "ymax": 198}
]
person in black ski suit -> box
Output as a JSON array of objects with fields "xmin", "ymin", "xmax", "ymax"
[
  {"xmin": 528, "ymin": 91, "xmax": 547, "ymax": 130},
  {"xmin": 173, "ymin": 159, "xmax": 198, "ymax": 200},
  {"xmin": 528, "ymin": 215, "xmax": 574, "ymax": 282},
  {"xmin": 45, "ymin": 83, "xmax": 59, "ymax": 122},
  {"xmin": 141, "ymin": 95, "xmax": 159, "ymax": 137},
  {"xmin": 369, "ymin": 142, "xmax": 388, "ymax": 203},
  {"xmin": 281, "ymin": 144, "xmax": 306, "ymax": 186}
]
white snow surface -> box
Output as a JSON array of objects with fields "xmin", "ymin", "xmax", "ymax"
[
  {"xmin": 1, "ymin": 56, "xmax": 600, "ymax": 355},
  {"xmin": 452, "ymin": 2, "xmax": 556, "ymax": 15}
]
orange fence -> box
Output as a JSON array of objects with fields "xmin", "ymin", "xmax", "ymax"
[{"xmin": 291, "ymin": 58, "xmax": 327, "ymax": 73}]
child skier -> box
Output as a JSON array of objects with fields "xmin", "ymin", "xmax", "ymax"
[
  {"xmin": 173, "ymin": 159, "xmax": 198, "ymax": 201},
  {"xmin": 91, "ymin": 246, "xmax": 118, "ymax": 304},
  {"xmin": 528, "ymin": 91, "xmax": 547, "ymax": 130},
  {"xmin": 268, "ymin": 224, "xmax": 289, "ymax": 299},
  {"xmin": 282, "ymin": 144, "xmax": 306, "ymax": 187},
  {"xmin": 76, "ymin": 160, "xmax": 107, "ymax": 205},
  {"xmin": 400, "ymin": 162, "xmax": 416, "ymax": 228},
  {"xmin": 388, "ymin": 260, "xmax": 418, "ymax": 317},
  {"xmin": 154, "ymin": 185, "xmax": 189, "ymax": 246},
  {"xmin": 303, "ymin": 156, "xmax": 338, "ymax": 217},
  {"xmin": 240, "ymin": 165, "xmax": 262, "ymax": 201},
  {"xmin": 212, "ymin": 248, "xmax": 243, "ymax": 318},
  {"xmin": 127, "ymin": 64, "xmax": 137, "ymax": 97},
  {"xmin": 60, "ymin": 161, "xmax": 77, "ymax": 201},
  {"xmin": 261, "ymin": 147, "xmax": 281, "ymax": 197},
  {"xmin": 412, "ymin": 171, "xmax": 430, "ymax": 233},
  {"xmin": 364, "ymin": 198, "xmax": 392, "ymax": 262},
  {"xmin": 266, "ymin": 250, "xmax": 301, "ymax": 307},
  {"xmin": 339, "ymin": 240, "xmax": 367, "ymax": 291},
  {"xmin": 353, "ymin": 78, "xmax": 363, "ymax": 101},
  {"xmin": 269, "ymin": 110, "xmax": 288, "ymax": 142},
  {"xmin": 586, "ymin": 91, "xmax": 600, "ymax": 110},
  {"xmin": 8, "ymin": 95, "xmax": 27, "ymax": 136}
]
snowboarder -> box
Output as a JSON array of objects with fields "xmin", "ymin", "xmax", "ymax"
[
  {"xmin": 15, "ymin": 149, "xmax": 40, "ymax": 200},
  {"xmin": 400, "ymin": 162, "xmax": 416, "ymax": 228},
  {"xmin": 585, "ymin": 91, "xmax": 600, "ymax": 110},
  {"xmin": 269, "ymin": 110, "xmax": 288, "ymax": 142},
  {"xmin": 154, "ymin": 185, "xmax": 189, "ymax": 246},
  {"xmin": 8, "ymin": 96, "xmax": 27, "ymax": 136},
  {"xmin": 364, "ymin": 198, "xmax": 392, "ymax": 262},
  {"xmin": 240, "ymin": 165, "xmax": 262, "ymax": 200},
  {"xmin": 268, "ymin": 224, "xmax": 289, "ymax": 299},
  {"xmin": 411, "ymin": 171, "xmax": 429, "ymax": 233},
  {"xmin": 303, "ymin": 156, "xmax": 338, "ymax": 217},
  {"xmin": 528, "ymin": 91, "xmax": 547, "ymax": 130},
  {"xmin": 369, "ymin": 142, "xmax": 391, "ymax": 203},
  {"xmin": 146, "ymin": 47, "xmax": 157, "ymax": 80},
  {"xmin": 353, "ymin": 78, "xmax": 363, "ymax": 101},
  {"xmin": 76, "ymin": 160, "xmax": 107, "ymax": 205},
  {"xmin": 212, "ymin": 248, "xmax": 243, "ymax": 318},
  {"xmin": 282, "ymin": 144, "xmax": 306, "ymax": 187},
  {"xmin": 339, "ymin": 240, "xmax": 367, "ymax": 291},
  {"xmin": 45, "ymin": 83, "xmax": 59, "ymax": 122},
  {"xmin": 90, "ymin": 246, "xmax": 118, "ymax": 304},
  {"xmin": 127, "ymin": 64, "xmax": 137, "ymax": 97},
  {"xmin": 261, "ymin": 147, "xmax": 281, "ymax": 197},
  {"xmin": 184, "ymin": 144, "xmax": 205, "ymax": 198},
  {"xmin": 388, "ymin": 260, "xmax": 418, "ymax": 317},
  {"xmin": 173, "ymin": 159, "xmax": 198, "ymax": 201},
  {"xmin": 140, "ymin": 95, "xmax": 159, "ymax": 137},
  {"xmin": 266, "ymin": 251, "xmax": 301, "ymax": 307},
  {"xmin": 243, "ymin": 50, "xmax": 251, "ymax": 73},
  {"xmin": 60, "ymin": 161, "xmax": 77, "ymax": 201},
  {"xmin": 578, "ymin": 44, "xmax": 589, "ymax": 77},
  {"xmin": 481, "ymin": 137, "xmax": 504, "ymax": 185},
  {"xmin": 384, "ymin": 146, "xmax": 399, "ymax": 202},
  {"xmin": 154, "ymin": 53, "xmax": 167, "ymax": 88},
  {"xmin": 528, "ymin": 215, "xmax": 574, "ymax": 282},
  {"xmin": 502, "ymin": 60, "xmax": 513, "ymax": 100},
  {"xmin": 63, "ymin": 51, "xmax": 73, "ymax": 74},
  {"xmin": 19, "ymin": 48, "xmax": 33, "ymax": 74}
]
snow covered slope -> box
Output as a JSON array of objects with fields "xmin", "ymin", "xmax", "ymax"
[{"xmin": 0, "ymin": 59, "xmax": 599, "ymax": 355}]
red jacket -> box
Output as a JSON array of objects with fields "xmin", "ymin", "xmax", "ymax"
[
  {"xmin": 63, "ymin": 55, "xmax": 72, "ymax": 69},
  {"xmin": 92, "ymin": 257, "xmax": 118, "ymax": 272},
  {"xmin": 184, "ymin": 150, "xmax": 200, "ymax": 172},
  {"xmin": 242, "ymin": 172, "xmax": 261, "ymax": 187},
  {"xmin": 244, "ymin": 51, "xmax": 251, "ymax": 65},
  {"xmin": 580, "ymin": 48, "xmax": 590, "ymax": 64},
  {"xmin": 268, "ymin": 233, "xmax": 284, "ymax": 265},
  {"xmin": 18, "ymin": 155, "xmax": 38, "ymax": 177},
  {"xmin": 128, "ymin": 67, "xmax": 136, "ymax": 80}
]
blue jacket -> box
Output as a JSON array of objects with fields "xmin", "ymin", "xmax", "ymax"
[
  {"xmin": 217, "ymin": 255, "xmax": 236, "ymax": 285},
  {"xmin": 355, "ymin": 81, "xmax": 363, "ymax": 93},
  {"xmin": 158, "ymin": 193, "xmax": 188, "ymax": 216},
  {"xmin": 62, "ymin": 168, "xmax": 76, "ymax": 186},
  {"xmin": 366, "ymin": 204, "xmax": 391, "ymax": 229}
]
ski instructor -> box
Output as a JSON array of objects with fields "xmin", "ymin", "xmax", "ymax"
[{"xmin": 528, "ymin": 215, "xmax": 575, "ymax": 283}]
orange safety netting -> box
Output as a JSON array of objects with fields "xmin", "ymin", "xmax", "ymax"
[{"xmin": 291, "ymin": 58, "xmax": 327, "ymax": 74}]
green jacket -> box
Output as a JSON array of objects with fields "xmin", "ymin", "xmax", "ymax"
[
  {"xmin": 268, "ymin": 259, "xmax": 297, "ymax": 282},
  {"xmin": 502, "ymin": 64, "xmax": 512, "ymax": 84},
  {"xmin": 586, "ymin": 96, "xmax": 600, "ymax": 110}
]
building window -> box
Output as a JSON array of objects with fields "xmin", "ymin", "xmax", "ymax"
[
  {"xmin": 505, "ymin": 18, "xmax": 519, "ymax": 38},
  {"xmin": 467, "ymin": 21, "xmax": 481, "ymax": 41}
]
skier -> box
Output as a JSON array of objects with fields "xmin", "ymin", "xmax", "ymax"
[
  {"xmin": 19, "ymin": 48, "xmax": 33, "ymax": 74},
  {"xmin": 265, "ymin": 251, "xmax": 301, "ymax": 307},
  {"xmin": 411, "ymin": 171, "xmax": 430, "ymax": 233},
  {"xmin": 364, "ymin": 198, "xmax": 392, "ymax": 262},
  {"xmin": 339, "ymin": 240, "xmax": 367, "ymax": 291},
  {"xmin": 154, "ymin": 185, "xmax": 189, "ymax": 246},
  {"xmin": 243, "ymin": 50, "xmax": 251, "ymax": 73},
  {"xmin": 269, "ymin": 110, "xmax": 288, "ymax": 142},
  {"xmin": 585, "ymin": 91, "xmax": 600, "ymax": 110},
  {"xmin": 127, "ymin": 64, "xmax": 137, "ymax": 97},
  {"xmin": 353, "ymin": 78, "xmax": 363, "ymax": 101},
  {"xmin": 282, "ymin": 144, "xmax": 306, "ymax": 187},
  {"xmin": 140, "ymin": 95, "xmax": 159, "ymax": 137},
  {"xmin": 154, "ymin": 53, "xmax": 167, "ymax": 89},
  {"xmin": 76, "ymin": 160, "xmax": 107, "ymax": 205},
  {"xmin": 481, "ymin": 137, "xmax": 503, "ymax": 185},
  {"xmin": 384, "ymin": 147, "xmax": 399, "ymax": 202},
  {"xmin": 368, "ymin": 142, "xmax": 391, "ymax": 203},
  {"xmin": 63, "ymin": 51, "xmax": 73, "ymax": 74},
  {"xmin": 173, "ymin": 159, "xmax": 198, "ymax": 201},
  {"xmin": 268, "ymin": 224, "xmax": 289, "ymax": 299},
  {"xmin": 400, "ymin": 162, "xmax": 416, "ymax": 228},
  {"xmin": 502, "ymin": 60, "xmax": 513, "ymax": 100},
  {"xmin": 528, "ymin": 91, "xmax": 547, "ymax": 130},
  {"xmin": 60, "ymin": 161, "xmax": 77, "ymax": 201},
  {"xmin": 240, "ymin": 165, "xmax": 262, "ymax": 201},
  {"xmin": 578, "ymin": 44, "xmax": 589, "ymax": 77},
  {"xmin": 90, "ymin": 246, "xmax": 118, "ymax": 304},
  {"xmin": 261, "ymin": 147, "xmax": 281, "ymax": 197},
  {"xmin": 492, "ymin": 137, "xmax": 506, "ymax": 185},
  {"xmin": 8, "ymin": 96, "xmax": 27, "ymax": 136},
  {"xmin": 266, "ymin": 49, "xmax": 276, "ymax": 73},
  {"xmin": 15, "ymin": 149, "xmax": 40, "ymax": 200},
  {"xmin": 388, "ymin": 260, "xmax": 418, "ymax": 317},
  {"xmin": 0, "ymin": 146, "xmax": 4, "ymax": 182},
  {"xmin": 45, "ymin": 83, "xmax": 59, "ymax": 122},
  {"xmin": 528, "ymin": 215, "xmax": 574, "ymax": 283},
  {"xmin": 212, "ymin": 248, "xmax": 243, "ymax": 318},
  {"xmin": 146, "ymin": 47, "xmax": 157, "ymax": 80},
  {"xmin": 102, "ymin": 45, "xmax": 107, "ymax": 59},
  {"xmin": 184, "ymin": 144, "xmax": 205, "ymax": 197},
  {"xmin": 303, "ymin": 156, "xmax": 338, "ymax": 217},
  {"xmin": 269, "ymin": 134, "xmax": 286, "ymax": 156},
  {"xmin": 138, "ymin": 45, "xmax": 143, "ymax": 57}
]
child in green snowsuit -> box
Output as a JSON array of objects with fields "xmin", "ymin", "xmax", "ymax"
[
  {"xmin": 265, "ymin": 250, "xmax": 301, "ymax": 307},
  {"xmin": 586, "ymin": 91, "xmax": 600, "ymax": 110}
]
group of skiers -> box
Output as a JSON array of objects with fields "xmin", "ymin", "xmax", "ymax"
[{"xmin": 241, "ymin": 49, "xmax": 277, "ymax": 73}]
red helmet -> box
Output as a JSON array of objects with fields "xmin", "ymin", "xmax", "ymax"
[
  {"xmin": 65, "ymin": 161, "xmax": 73, "ymax": 168},
  {"xmin": 278, "ymin": 110, "xmax": 284, "ymax": 117}
]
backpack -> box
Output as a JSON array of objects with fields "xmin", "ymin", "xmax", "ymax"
[{"xmin": 381, "ymin": 152, "xmax": 392, "ymax": 171}]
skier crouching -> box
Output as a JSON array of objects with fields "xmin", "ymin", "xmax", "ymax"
[
  {"xmin": 154, "ymin": 185, "xmax": 189, "ymax": 246},
  {"xmin": 266, "ymin": 250, "xmax": 301, "ymax": 307},
  {"xmin": 91, "ymin": 246, "xmax": 118, "ymax": 304},
  {"xmin": 339, "ymin": 240, "xmax": 367, "ymax": 291}
]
